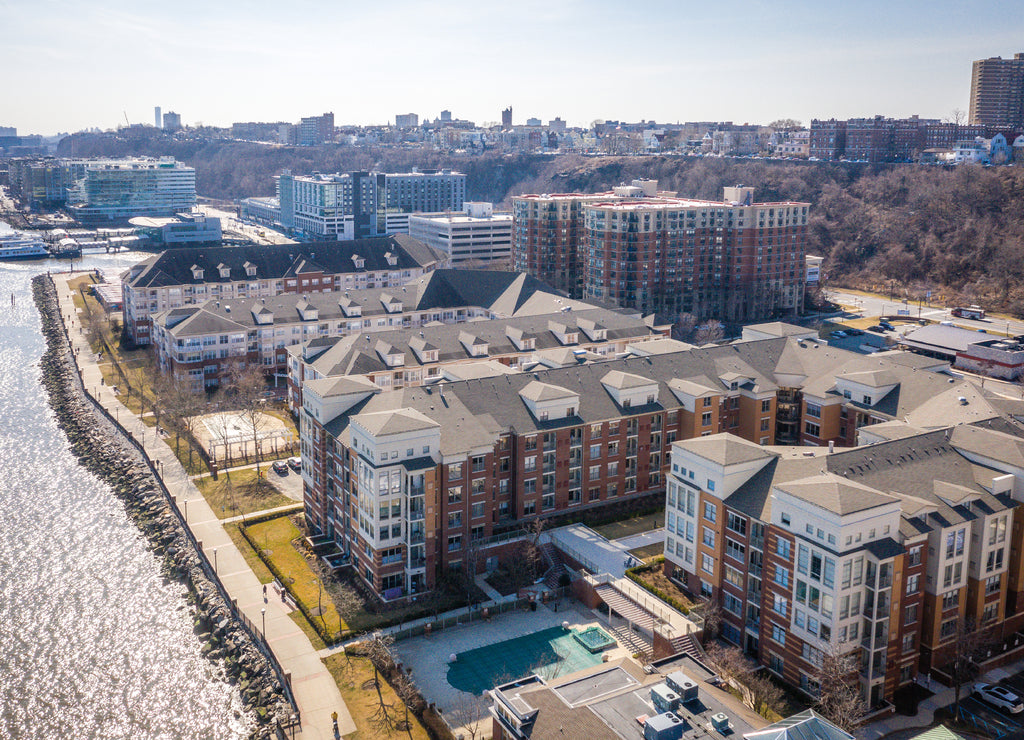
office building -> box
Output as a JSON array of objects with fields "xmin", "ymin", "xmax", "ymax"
[
  {"xmin": 275, "ymin": 169, "xmax": 466, "ymax": 240},
  {"xmin": 502, "ymin": 107, "xmax": 513, "ymax": 128},
  {"xmin": 395, "ymin": 113, "xmax": 419, "ymax": 128},
  {"xmin": 969, "ymin": 53, "xmax": 1024, "ymax": 128},
  {"xmin": 407, "ymin": 202, "xmax": 513, "ymax": 266},
  {"xmin": 66, "ymin": 157, "xmax": 196, "ymax": 225},
  {"xmin": 128, "ymin": 212, "xmax": 221, "ymax": 246},
  {"xmin": 121, "ymin": 235, "xmax": 443, "ymax": 344},
  {"xmin": 154, "ymin": 107, "xmax": 162, "ymax": 128},
  {"xmin": 514, "ymin": 183, "xmax": 809, "ymax": 322}
]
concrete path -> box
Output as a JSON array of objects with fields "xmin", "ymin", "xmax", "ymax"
[
  {"xmin": 221, "ymin": 503, "xmax": 304, "ymax": 524},
  {"xmin": 53, "ymin": 276, "xmax": 351, "ymax": 739}
]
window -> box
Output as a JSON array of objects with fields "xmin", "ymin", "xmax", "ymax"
[
  {"xmin": 447, "ymin": 486, "xmax": 463, "ymax": 504},
  {"xmin": 761, "ymin": 418, "xmax": 770, "ymax": 432},
  {"xmin": 471, "ymin": 502, "xmax": 485, "ymax": 519},
  {"xmin": 589, "ymin": 444, "xmax": 602, "ymax": 459},
  {"xmin": 524, "ymin": 456, "xmax": 537, "ymax": 472},
  {"xmin": 986, "ymin": 548, "xmax": 1005, "ymax": 573},
  {"xmin": 797, "ymin": 544, "xmax": 809, "ymax": 574},
  {"xmin": 777, "ymin": 537, "xmax": 791, "ymax": 559},
  {"xmin": 940, "ymin": 619, "xmax": 957, "ymax": 639},
  {"xmin": 702, "ymin": 553, "xmax": 715, "ymax": 574},
  {"xmin": 769, "ymin": 654, "xmax": 784, "ymax": 675},
  {"xmin": 523, "ymin": 501, "xmax": 536, "ymax": 515},
  {"xmin": 903, "ymin": 634, "xmax": 915, "ymax": 653},
  {"xmin": 704, "ymin": 502, "xmax": 717, "ymax": 522},
  {"xmin": 804, "ymin": 421, "xmax": 820, "ymax": 437},
  {"xmin": 707, "ymin": 479, "xmax": 716, "ymax": 492},
  {"xmin": 726, "ymin": 538, "xmax": 745, "ymax": 562},
  {"xmin": 770, "ymin": 624, "xmax": 786, "ymax": 646},
  {"xmin": 727, "ymin": 512, "xmax": 747, "ymax": 536},
  {"xmin": 773, "ymin": 594, "xmax": 788, "ymax": 617},
  {"xmin": 724, "ymin": 564, "xmax": 743, "ymax": 588},
  {"xmin": 447, "ymin": 535, "xmax": 462, "ymax": 552},
  {"xmin": 762, "ymin": 399, "xmax": 771, "ymax": 413},
  {"xmin": 702, "ymin": 527, "xmax": 716, "ymax": 548},
  {"xmin": 986, "ymin": 575, "xmax": 1001, "ymax": 594},
  {"xmin": 908, "ymin": 546, "xmax": 922, "ymax": 567},
  {"xmin": 701, "ymin": 412, "xmax": 712, "ymax": 426},
  {"xmin": 942, "ymin": 590, "xmax": 958, "ymax": 611},
  {"xmin": 906, "ymin": 574, "xmax": 919, "ymax": 595},
  {"xmin": 781, "ymin": 513, "xmax": 791, "ymax": 526},
  {"xmin": 723, "ymin": 592, "xmax": 742, "ymax": 616},
  {"xmin": 774, "ymin": 565, "xmax": 790, "ymax": 588},
  {"xmin": 905, "ymin": 604, "xmax": 918, "ymax": 625},
  {"xmin": 447, "ymin": 512, "xmax": 462, "ymax": 528},
  {"xmin": 448, "ymin": 462, "xmax": 463, "ymax": 479},
  {"xmin": 806, "ymin": 402, "xmax": 821, "ymax": 418}
]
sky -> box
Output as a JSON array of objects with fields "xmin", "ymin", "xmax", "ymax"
[{"xmin": 2, "ymin": 0, "xmax": 1023, "ymax": 135}]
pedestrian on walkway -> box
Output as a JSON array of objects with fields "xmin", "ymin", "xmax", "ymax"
[{"xmin": 263, "ymin": 584, "xmax": 267, "ymax": 601}]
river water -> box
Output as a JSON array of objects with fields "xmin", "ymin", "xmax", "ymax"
[{"xmin": 0, "ymin": 223, "xmax": 249, "ymax": 738}]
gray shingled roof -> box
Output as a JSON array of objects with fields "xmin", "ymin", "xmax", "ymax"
[{"xmin": 775, "ymin": 473, "xmax": 900, "ymax": 515}]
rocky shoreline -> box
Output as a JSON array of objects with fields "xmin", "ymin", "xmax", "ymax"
[{"xmin": 32, "ymin": 275, "xmax": 292, "ymax": 738}]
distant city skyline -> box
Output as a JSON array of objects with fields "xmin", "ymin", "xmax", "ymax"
[{"xmin": 3, "ymin": 0, "xmax": 1024, "ymax": 136}]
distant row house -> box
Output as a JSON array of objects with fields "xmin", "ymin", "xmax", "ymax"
[{"xmin": 121, "ymin": 236, "xmax": 444, "ymax": 345}]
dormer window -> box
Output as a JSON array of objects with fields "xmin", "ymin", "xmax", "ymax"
[
  {"xmin": 190, "ymin": 264, "xmax": 204, "ymax": 280},
  {"xmin": 384, "ymin": 251, "xmax": 398, "ymax": 267},
  {"xmin": 244, "ymin": 261, "xmax": 257, "ymax": 277},
  {"xmin": 217, "ymin": 263, "xmax": 230, "ymax": 279},
  {"xmin": 352, "ymin": 254, "xmax": 365, "ymax": 269}
]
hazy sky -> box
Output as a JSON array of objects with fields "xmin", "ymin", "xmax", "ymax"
[{"xmin": 3, "ymin": 0, "xmax": 1023, "ymax": 135}]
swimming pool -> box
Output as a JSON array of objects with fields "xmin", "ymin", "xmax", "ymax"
[{"xmin": 446, "ymin": 625, "xmax": 612, "ymax": 695}]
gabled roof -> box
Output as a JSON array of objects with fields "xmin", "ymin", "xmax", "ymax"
[
  {"xmin": 354, "ymin": 408, "xmax": 439, "ymax": 437},
  {"xmin": 775, "ymin": 473, "xmax": 899, "ymax": 516},
  {"xmin": 601, "ymin": 370, "xmax": 656, "ymax": 390},
  {"xmin": 681, "ymin": 433, "xmax": 774, "ymax": 467},
  {"xmin": 519, "ymin": 381, "xmax": 578, "ymax": 403}
]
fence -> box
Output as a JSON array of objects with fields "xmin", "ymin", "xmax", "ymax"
[{"xmin": 48, "ymin": 276, "xmax": 302, "ymax": 731}]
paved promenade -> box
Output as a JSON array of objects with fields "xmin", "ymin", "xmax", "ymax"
[{"xmin": 54, "ymin": 275, "xmax": 352, "ymax": 739}]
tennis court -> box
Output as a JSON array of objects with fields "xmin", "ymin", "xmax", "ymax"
[{"xmin": 446, "ymin": 626, "xmax": 609, "ymax": 695}]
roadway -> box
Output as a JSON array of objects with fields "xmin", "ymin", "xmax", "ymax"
[
  {"xmin": 830, "ymin": 289, "xmax": 1024, "ymax": 337},
  {"xmin": 195, "ymin": 204, "xmax": 296, "ymax": 247}
]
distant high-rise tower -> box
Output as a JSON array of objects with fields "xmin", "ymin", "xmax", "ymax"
[
  {"xmin": 162, "ymin": 111, "xmax": 182, "ymax": 132},
  {"xmin": 502, "ymin": 107, "xmax": 512, "ymax": 128},
  {"xmin": 155, "ymin": 106, "xmax": 162, "ymax": 128},
  {"xmin": 969, "ymin": 53, "xmax": 1024, "ymax": 127},
  {"xmin": 440, "ymin": 110, "xmax": 452, "ymax": 122}
]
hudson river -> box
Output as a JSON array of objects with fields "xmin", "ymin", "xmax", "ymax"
[{"xmin": 0, "ymin": 224, "xmax": 248, "ymax": 738}]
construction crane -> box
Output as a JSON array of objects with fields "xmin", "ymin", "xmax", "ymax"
[{"xmin": 123, "ymin": 110, "xmax": 130, "ymax": 127}]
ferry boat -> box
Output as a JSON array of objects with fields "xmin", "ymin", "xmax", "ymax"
[{"xmin": 0, "ymin": 233, "xmax": 50, "ymax": 261}]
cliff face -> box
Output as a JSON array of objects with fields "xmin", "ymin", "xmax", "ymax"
[{"xmin": 54, "ymin": 133, "xmax": 1024, "ymax": 315}]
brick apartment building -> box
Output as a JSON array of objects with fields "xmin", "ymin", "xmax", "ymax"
[
  {"xmin": 149, "ymin": 268, "xmax": 663, "ymax": 391},
  {"xmin": 664, "ymin": 419, "xmax": 1024, "ymax": 710},
  {"xmin": 513, "ymin": 184, "xmax": 809, "ymax": 322},
  {"xmin": 810, "ymin": 116, "xmax": 990, "ymax": 162},
  {"xmin": 295, "ymin": 327, "xmax": 1021, "ymax": 603},
  {"xmin": 122, "ymin": 235, "xmax": 443, "ymax": 345}
]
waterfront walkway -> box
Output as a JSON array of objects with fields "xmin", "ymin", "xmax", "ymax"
[{"xmin": 53, "ymin": 276, "xmax": 352, "ymax": 740}]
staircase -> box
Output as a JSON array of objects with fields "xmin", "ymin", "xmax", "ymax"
[
  {"xmin": 609, "ymin": 622, "xmax": 652, "ymax": 656},
  {"xmin": 540, "ymin": 542, "xmax": 574, "ymax": 590},
  {"xmin": 669, "ymin": 632, "xmax": 707, "ymax": 663},
  {"xmin": 594, "ymin": 583, "xmax": 655, "ymax": 633}
]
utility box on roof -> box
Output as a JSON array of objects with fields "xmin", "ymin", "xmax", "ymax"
[
  {"xmin": 651, "ymin": 683, "xmax": 680, "ymax": 713},
  {"xmin": 645, "ymin": 712, "xmax": 685, "ymax": 740},
  {"xmin": 666, "ymin": 671, "xmax": 699, "ymax": 703}
]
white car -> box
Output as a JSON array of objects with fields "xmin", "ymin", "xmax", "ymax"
[{"xmin": 975, "ymin": 683, "xmax": 1024, "ymax": 713}]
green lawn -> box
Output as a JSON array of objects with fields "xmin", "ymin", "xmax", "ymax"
[
  {"xmin": 242, "ymin": 515, "xmax": 347, "ymax": 638},
  {"xmin": 193, "ymin": 468, "xmax": 294, "ymax": 519},
  {"xmin": 592, "ymin": 511, "xmax": 663, "ymax": 540}
]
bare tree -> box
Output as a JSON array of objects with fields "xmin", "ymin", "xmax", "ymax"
[
  {"xmin": 448, "ymin": 694, "xmax": 489, "ymax": 740},
  {"xmin": 672, "ymin": 313, "xmax": 698, "ymax": 343},
  {"xmin": 746, "ymin": 670, "xmax": 786, "ymax": 717},
  {"xmin": 814, "ymin": 644, "xmax": 867, "ymax": 733},
  {"xmin": 944, "ymin": 617, "xmax": 993, "ymax": 718},
  {"xmin": 693, "ymin": 321, "xmax": 725, "ymax": 345},
  {"xmin": 706, "ymin": 642, "xmax": 753, "ymax": 686},
  {"xmin": 698, "ymin": 600, "xmax": 723, "ymax": 645},
  {"xmin": 154, "ymin": 373, "xmax": 207, "ymax": 468},
  {"xmin": 366, "ymin": 632, "xmax": 399, "ymax": 732},
  {"xmin": 226, "ymin": 363, "xmax": 270, "ymax": 472}
]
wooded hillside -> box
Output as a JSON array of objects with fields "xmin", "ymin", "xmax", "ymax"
[{"xmin": 55, "ymin": 133, "xmax": 1024, "ymax": 314}]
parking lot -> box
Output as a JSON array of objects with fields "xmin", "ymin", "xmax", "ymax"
[
  {"xmin": 265, "ymin": 462, "xmax": 303, "ymax": 502},
  {"xmin": 941, "ymin": 678, "xmax": 1024, "ymax": 736}
]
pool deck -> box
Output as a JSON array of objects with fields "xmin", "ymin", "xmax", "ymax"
[{"xmin": 393, "ymin": 599, "xmax": 630, "ymax": 734}]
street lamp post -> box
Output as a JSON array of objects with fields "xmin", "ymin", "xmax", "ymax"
[
  {"xmin": 213, "ymin": 547, "xmax": 218, "ymax": 574},
  {"xmin": 261, "ymin": 607, "xmax": 266, "ymax": 637}
]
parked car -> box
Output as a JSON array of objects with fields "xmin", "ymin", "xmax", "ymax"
[
  {"xmin": 975, "ymin": 683, "xmax": 1024, "ymax": 713},
  {"xmin": 879, "ymin": 321, "xmax": 895, "ymax": 331},
  {"xmin": 271, "ymin": 460, "xmax": 289, "ymax": 474},
  {"xmin": 829, "ymin": 330, "xmax": 848, "ymax": 339},
  {"xmin": 287, "ymin": 456, "xmax": 301, "ymax": 470},
  {"xmin": 868, "ymin": 325, "xmax": 886, "ymax": 332},
  {"xmin": 846, "ymin": 328, "xmax": 864, "ymax": 336}
]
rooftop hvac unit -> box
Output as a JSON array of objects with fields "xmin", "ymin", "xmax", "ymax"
[
  {"xmin": 650, "ymin": 683, "xmax": 680, "ymax": 713},
  {"xmin": 644, "ymin": 712, "xmax": 685, "ymax": 740},
  {"xmin": 665, "ymin": 671, "xmax": 699, "ymax": 703}
]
